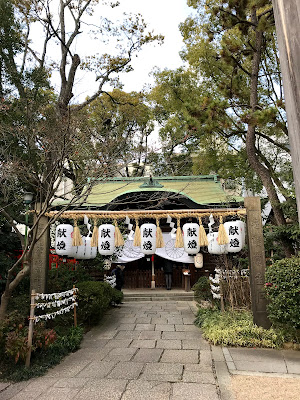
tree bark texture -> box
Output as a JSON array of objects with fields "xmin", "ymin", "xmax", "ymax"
[
  {"xmin": 272, "ymin": 0, "xmax": 300, "ymax": 225},
  {"xmin": 246, "ymin": 11, "xmax": 287, "ymax": 224}
]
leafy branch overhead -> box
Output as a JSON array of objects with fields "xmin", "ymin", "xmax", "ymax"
[
  {"xmin": 0, "ymin": 0, "xmax": 162, "ymax": 319},
  {"xmin": 149, "ymin": 0, "xmax": 296, "ymax": 256}
]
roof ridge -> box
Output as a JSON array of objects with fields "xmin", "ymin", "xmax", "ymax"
[{"xmin": 89, "ymin": 175, "xmax": 219, "ymax": 183}]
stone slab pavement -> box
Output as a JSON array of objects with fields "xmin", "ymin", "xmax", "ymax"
[
  {"xmin": 0, "ymin": 301, "xmax": 221, "ymax": 400},
  {"xmin": 2, "ymin": 301, "xmax": 300, "ymax": 400},
  {"xmin": 222, "ymin": 346, "xmax": 300, "ymax": 376}
]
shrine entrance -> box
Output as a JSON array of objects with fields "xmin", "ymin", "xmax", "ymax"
[
  {"xmin": 120, "ymin": 254, "xmax": 217, "ymax": 289},
  {"xmin": 122, "ymin": 256, "xmax": 187, "ymax": 289},
  {"xmin": 42, "ymin": 196, "xmax": 269, "ymax": 328}
]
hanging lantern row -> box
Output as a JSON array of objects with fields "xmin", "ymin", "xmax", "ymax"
[
  {"xmin": 55, "ymin": 219, "xmax": 246, "ymax": 259},
  {"xmin": 207, "ymin": 220, "xmax": 245, "ymax": 254},
  {"xmin": 55, "ymin": 224, "xmax": 116, "ymax": 258},
  {"xmin": 55, "ymin": 225, "xmax": 98, "ymax": 259}
]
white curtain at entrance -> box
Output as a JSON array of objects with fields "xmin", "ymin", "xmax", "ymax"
[{"xmin": 116, "ymin": 233, "xmax": 195, "ymax": 264}]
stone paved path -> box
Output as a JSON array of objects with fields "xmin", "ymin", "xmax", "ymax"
[{"xmin": 2, "ymin": 301, "xmax": 220, "ymax": 400}]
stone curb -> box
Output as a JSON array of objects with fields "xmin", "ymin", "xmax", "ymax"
[
  {"xmin": 0, "ymin": 382, "xmax": 11, "ymax": 393},
  {"xmin": 211, "ymin": 346, "xmax": 235, "ymax": 400},
  {"xmin": 228, "ymin": 369, "xmax": 300, "ymax": 378},
  {"xmin": 221, "ymin": 347, "xmax": 300, "ymax": 379}
]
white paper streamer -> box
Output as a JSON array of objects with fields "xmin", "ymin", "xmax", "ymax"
[
  {"xmin": 35, "ymin": 303, "xmax": 78, "ymax": 324},
  {"xmin": 208, "ymin": 214, "xmax": 215, "ymax": 233},
  {"xmin": 104, "ymin": 275, "xmax": 116, "ymax": 288},
  {"xmin": 35, "ymin": 295, "xmax": 76, "ymax": 310},
  {"xmin": 210, "ymin": 268, "xmax": 221, "ymax": 298},
  {"xmin": 34, "ymin": 288, "xmax": 78, "ymax": 324},
  {"xmin": 35, "ymin": 288, "xmax": 77, "ymax": 301},
  {"xmin": 209, "ymin": 276, "xmax": 220, "ymax": 284},
  {"xmin": 124, "ymin": 217, "xmax": 134, "ymax": 240},
  {"xmin": 166, "ymin": 215, "xmax": 177, "ymax": 239}
]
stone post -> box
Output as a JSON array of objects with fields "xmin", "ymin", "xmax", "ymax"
[
  {"xmin": 244, "ymin": 197, "xmax": 271, "ymax": 329},
  {"xmin": 30, "ymin": 204, "xmax": 50, "ymax": 294}
]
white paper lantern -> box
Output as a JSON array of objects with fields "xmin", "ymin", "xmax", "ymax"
[
  {"xmin": 72, "ymin": 237, "xmax": 87, "ymax": 259},
  {"xmin": 207, "ymin": 232, "xmax": 228, "ymax": 255},
  {"xmin": 55, "ymin": 224, "xmax": 73, "ymax": 256},
  {"xmin": 182, "ymin": 223, "xmax": 200, "ymax": 255},
  {"xmin": 140, "ymin": 223, "xmax": 157, "ymax": 254},
  {"xmin": 194, "ymin": 253, "xmax": 203, "ymax": 268},
  {"xmin": 239, "ymin": 221, "xmax": 246, "ymax": 247},
  {"xmin": 98, "ymin": 224, "xmax": 115, "ymax": 255},
  {"xmin": 224, "ymin": 221, "xmax": 244, "ymax": 253},
  {"xmin": 72, "ymin": 237, "xmax": 97, "ymax": 259},
  {"xmin": 85, "ymin": 237, "xmax": 97, "ymax": 259},
  {"xmin": 74, "ymin": 237, "xmax": 97, "ymax": 260}
]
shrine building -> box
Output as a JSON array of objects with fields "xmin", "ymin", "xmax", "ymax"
[{"xmin": 52, "ymin": 175, "xmax": 244, "ymax": 289}]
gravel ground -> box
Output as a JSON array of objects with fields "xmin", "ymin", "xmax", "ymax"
[{"xmin": 230, "ymin": 375, "xmax": 300, "ymax": 400}]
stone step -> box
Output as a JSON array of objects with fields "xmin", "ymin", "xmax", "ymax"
[
  {"xmin": 124, "ymin": 292, "xmax": 193, "ymax": 297},
  {"xmin": 123, "ymin": 292, "xmax": 194, "ymax": 302},
  {"xmin": 124, "ymin": 296, "xmax": 194, "ymax": 302}
]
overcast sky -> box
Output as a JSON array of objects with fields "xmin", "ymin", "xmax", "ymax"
[
  {"xmin": 113, "ymin": 0, "xmax": 193, "ymax": 92},
  {"xmin": 66, "ymin": 0, "xmax": 194, "ymax": 102}
]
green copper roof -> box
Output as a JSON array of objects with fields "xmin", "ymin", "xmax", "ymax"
[{"xmin": 72, "ymin": 175, "xmax": 243, "ymax": 207}]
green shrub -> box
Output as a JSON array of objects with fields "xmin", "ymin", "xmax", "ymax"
[
  {"xmin": 111, "ymin": 288, "xmax": 124, "ymax": 304},
  {"xmin": 49, "ymin": 326, "xmax": 84, "ymax": 354},
  {"xmin": 195, "ymin": 308, "xmax": 285, "ymax": 348},
  {"xmin": 0, "ymin": 312, "xmax": 57, "ymax": 364},
  {"xmin": 0, "ymin": 326, "xmax": 84, "ymax": 382},
  {"xmin": 76, "ymin": 281, "xmax": 115, "ymax": 326},
  {"xmin": 265, "ymin": 256, "xmax": 300, "ymax": 329},
  {"xmin": 7, "ymin": 293, "xmax": 30, "ymax": 317},
  {"xmin": 0, "ymin": 312, "xmax": 25, "ymax": 359},
  {"xmin": 47, "ymin": 264, "xmax": 92, "ymax": 293},
  {"xmin": 192, "ymin": 276, "xmax": 212, "ymax": 301}
]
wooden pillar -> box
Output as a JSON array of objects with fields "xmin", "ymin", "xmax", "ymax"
[
  {"xmin": 272, "ymin": 0, "xmax": 300, "ymax": 224},
  {"xmin": 151, "ymin": 255, "xmax": 155, "ymax": 289},
  {"xmin": 30, "ymin": 204, "xmax": 50, "ymax": 294},
  {"xmin": 25, "ymin": 290, "xmax": 36, "ymax": 368},
  {"xmin": 245, "ymin": 197, "xmax": 271, "ymax": 329}
]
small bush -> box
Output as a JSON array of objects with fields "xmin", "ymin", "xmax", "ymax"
[
  {"xmin": 195, "ymin": 308, "xmax": 285, "ymax": 348},
  {"xmin": 0, "ymin": 326, "xmax": 84, "ymax": 382},
  {"xmin": 111, "ymin": 288, "xmax": 124, "ymax": 304},
  {"xmin": 49, "ymin": 326, "xmax": 84, "ymax": 354},
  {"xmin": 47, "ymin": 264, "xmax": 92, "ymax": 293},
  {"xmin": 0, "ymin": 312, "xmax": 57, "ymax": 364},
  {"xmin": 7, "ymin": 293, "xmax": 30, "ymax": 318},
  {"xmin": 265, "ymin": 256, "xmax": 300, "ymax": 329},
  {"xmin": 76, "ymin": 281, "xmax": 117, "ymax": 326},
  {"xmin": 192, "ymin": 276, "xmax": 212, "ymax": 301}
]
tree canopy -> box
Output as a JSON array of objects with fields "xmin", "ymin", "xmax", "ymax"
[
  {"xmin": 0, "ymin": 0, "xmax": 162, "ymax": 318},
  {"xmin": 149, "ymin": 0, "xmax": 298, "ymax": 255}
]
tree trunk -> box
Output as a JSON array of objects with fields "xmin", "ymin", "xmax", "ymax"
[
  {"xmin": 0, "ymin": 261, "xmax": 30, "ymax": 321},
  {"xmin": 0, "ymin": 291, "xmax": 11, "ymax": 321},
  {"xmin": 246, "ymin": 9, "xmax": 293, "ymax": 258}
]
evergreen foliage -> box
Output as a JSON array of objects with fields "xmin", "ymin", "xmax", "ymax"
[
  {"xmin": 265, "ymin": 256, "xmax": 300, "ymax": 329},
  {"xmin": 195, "ymin": 308, "xmax": 285, "ymax": 348}
]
